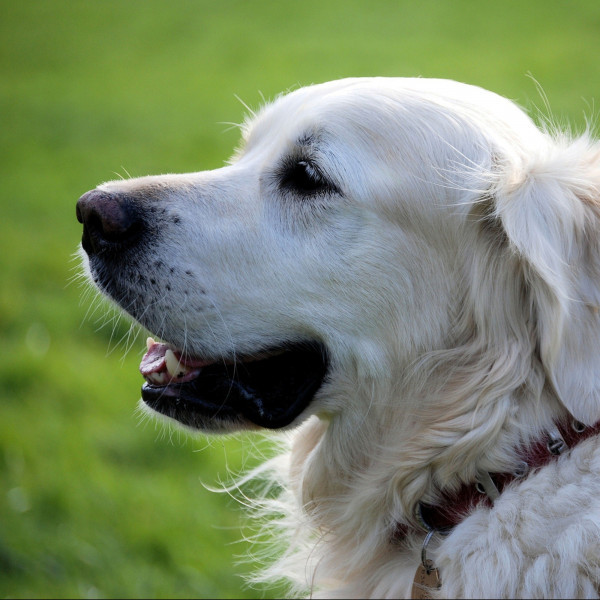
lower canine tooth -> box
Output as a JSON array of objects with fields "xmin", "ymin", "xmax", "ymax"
[
  {"xmin": 150, "ymin": 372, "xmax": 167, "ymax": 385},
  {"xmin": 146, "ymin": 337, "xmax": 156, "ymax": 350}
]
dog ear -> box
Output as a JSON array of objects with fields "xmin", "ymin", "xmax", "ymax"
[{"xmin": 494, "ymin": 139, "xmax": 600, "ymax": 425}]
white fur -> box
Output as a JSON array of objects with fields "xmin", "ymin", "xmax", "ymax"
[{"xmin": 93, "ymin": 78, "xmax": 600, "ymax": 598}]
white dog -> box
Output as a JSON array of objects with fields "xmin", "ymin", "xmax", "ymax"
[{"xmin": 77, "ymin": 78, "xmax": 600, "ymax": 598}]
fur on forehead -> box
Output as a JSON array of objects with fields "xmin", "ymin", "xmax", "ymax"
[{"xmin": 242, "ymin": 77, "xmax": 544, "ymax": 157}]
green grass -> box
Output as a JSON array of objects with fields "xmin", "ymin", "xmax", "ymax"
[{"xmin": 1, "ymin": 0, "xmax": 600, "ymax": 597}]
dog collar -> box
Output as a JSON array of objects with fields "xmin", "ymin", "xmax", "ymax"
[
  {"xmin": 398, "ymin": 416, "xmax": 600, "ymax": 538},
  {"xmin": 405, "ymin": 417, "xmax": 600, "ymax": 599}
]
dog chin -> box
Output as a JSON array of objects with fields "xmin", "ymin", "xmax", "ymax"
[{"xmin": 136, "ymin": 398, "xmax": 255, "ymax": 433}]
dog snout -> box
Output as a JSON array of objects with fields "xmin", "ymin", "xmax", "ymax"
[{"xmin": 76, "ymin": 189, "xmax": 143, "ymax": 255}]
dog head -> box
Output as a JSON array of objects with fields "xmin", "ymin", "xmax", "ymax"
[{"xmin": 77, "ymin": 77, "xmax": 600, "ymax": 438}]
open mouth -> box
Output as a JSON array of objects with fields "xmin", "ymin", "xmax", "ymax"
[{"xmin": 140, "ymin": 338, "xmax": 329, "ymax": 430}]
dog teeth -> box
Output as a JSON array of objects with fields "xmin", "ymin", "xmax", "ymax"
[
  {"xmin": 165, "ymin": 348, "xmax": 180, "ymax": 377},
  {"xmin": 146, "ymin": 336, "xmax": 156, "ymax": 350},
  {"xmin": 165, "ymin": 348, "xmax": 190, "ymax": 379},
  {"xmin": 148, "ymin": 372, "xmax": 168, "ymax": 385}
]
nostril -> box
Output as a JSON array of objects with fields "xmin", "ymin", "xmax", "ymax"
[{"xmin": 76, "ymin": 189, "xmax": 143, "ymax": 255}]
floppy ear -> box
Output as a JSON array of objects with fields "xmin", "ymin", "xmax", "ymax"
[{"xmin": 494, "ymin": 138, "xmax": 600, "ymax": 425}]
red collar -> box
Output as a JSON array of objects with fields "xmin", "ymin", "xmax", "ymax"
[{"xmin": 397, "ymin": 417, "xmax": 600, "ymax": 537}]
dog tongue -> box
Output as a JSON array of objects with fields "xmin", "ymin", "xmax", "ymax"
[
  {"xmin": 139, "ymin": 340, "xmax": 169, "ymax": 376},
  {"xmin": 140, "ymin": 338, "xmax": 211, "ymax": 380}
]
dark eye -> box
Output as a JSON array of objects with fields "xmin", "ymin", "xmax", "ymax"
[{"xmin": 280, "ymin": 160, "xmax": 332, "ymax": 195}]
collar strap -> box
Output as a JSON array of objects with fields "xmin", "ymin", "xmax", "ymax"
[{"xmin": 401, "ymin": 417, "xmax": 600, "ymax": 536}]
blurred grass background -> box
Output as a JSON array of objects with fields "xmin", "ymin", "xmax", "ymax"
[{"xmin": 1, "ymin": 0, "xmax": 600, "ymax": 598}]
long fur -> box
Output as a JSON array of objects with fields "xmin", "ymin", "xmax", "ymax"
[{"xmin": 82, "ymin": 78, "xmax": 600, "ymax": 598}]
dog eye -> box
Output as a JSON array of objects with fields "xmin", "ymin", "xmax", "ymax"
[{"xmin": 280, "ymin": 160, "xmax": 333, "ymax": 195}]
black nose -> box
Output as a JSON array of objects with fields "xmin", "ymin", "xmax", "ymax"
[{"xmin": 76, "ymin": 190, "xmax": 142, "ymax": 255}]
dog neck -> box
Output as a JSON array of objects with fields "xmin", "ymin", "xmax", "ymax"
[{"xmin": 397, "ymin": 416, "xmax": 600, "ymax": 538}]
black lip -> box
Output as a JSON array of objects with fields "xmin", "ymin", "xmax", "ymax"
[{"xmin": 141, "ymin": 343, "xmax": 328, "ymax": 430}]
